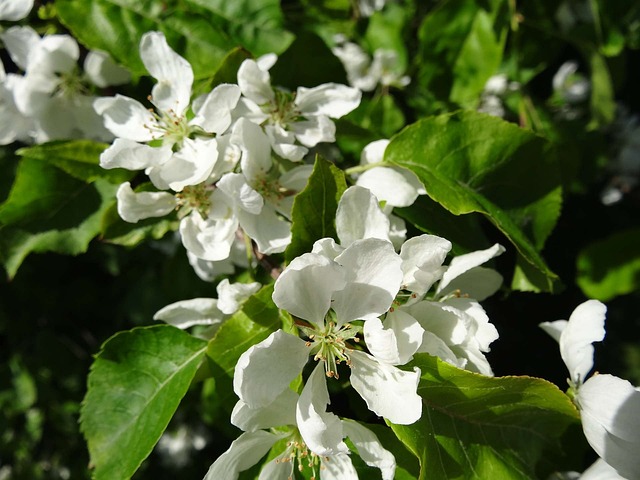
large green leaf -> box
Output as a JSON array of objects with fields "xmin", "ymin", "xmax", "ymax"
[
  {"xmin": 385, "ymin": 111, "xmax": 562, "ymax": 292},
  {"xmin": 56, "ymin": 0, "xmax": 232, "ymax": 78},
  {"xmin": 17, "ymin": 140, "xmax": 132, "ymax": 185},
  {"xmin": 415, "ymin": 0, "xmax": 509, "ymax": 108},
  {"xmin": 0, "ymin": 158, "xmax": 118, "ymax": 278},
  {"xmin": 391, "ymin": 354, "xmax": 583, "ymax": 480},
  {"xmin": 577, "ymin": 227, "xmax": 640, "ymax": 301},
  {"xmin": 81, "ymin": 325, "xmax": 207, "ymax": 480},
  {"xmin": 285, "ymin": 156, "xmax": 347, "ymax": 262}
]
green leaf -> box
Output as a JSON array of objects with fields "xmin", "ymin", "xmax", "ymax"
[
  {"xmin": 16, "ymin": 140, "xmax": 132, "ymax": 185},
  {"xmin": 587, "ymin": 50, "xmax": 616, "ymax": 128},
  {"xmin": 206, "ymin": 284, "xmax": 281, "ymax": 405},
  {"xmin": 391, "ymin": 354, "xmax": 582, "ymax": 480},
  {"xmin": 577, "ymin": 227, "xmax": 640, "ymax": 301},
  {"xmin": 186, "ymin": 0, "xmax": 294, "ymax": 57},
  {"xmin": 416, "ymin": 0, "xmax": 508, "ymax": 107},
  {"xmin": 56, "ymin": 0, "xmax": 235, "ymax": 78},
  {"xmin": 385, "ymin": 111, "xmax": 562, "ymax": 292},
  {"xmin": 0, "ymin": 158, "xmax": 118, "ymax": 278},
  {"xmin": 81, "ymin": 325, "xmax": 207, "ymax": 480},
  {"xmin": 285, "ymin": 156, "xmax": 347, "ymax": 262},
  {"xmin": 100, "ymin": 202, "xmax": 178, "ymax": 247}
]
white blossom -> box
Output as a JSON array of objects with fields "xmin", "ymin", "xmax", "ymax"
[{"xmin": 540, "ymin": 300, "xmax": 640, "ymax": 479}]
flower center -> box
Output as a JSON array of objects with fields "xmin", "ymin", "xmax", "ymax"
[
  {"xmin": 301, "ymin": 319, "xmax": 360, "ymax": 379},
  {"xmin": 144, "ymin": 98, "xmax": 194, "ymax": 148},
  {"xmin": 264, "ymin": 90, "xmax": 301, "ymax": 127},
  {"xmin": 275, "ymin": 434, "xmax": 322, "ymax": 480},
  {"xmin": 175, "ymin": 183, "xmax": 213, "ymax": 219},
  {"xmin": 55, "ymin": 68, "xmax": 88, "ymax": 99}
]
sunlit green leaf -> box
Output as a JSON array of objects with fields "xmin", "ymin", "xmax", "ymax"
[
  {"xmin": 390, "ymin": 354, "xmax": 583, "ymax": 480},
  {"xmin": 385, "ymin": 111, "xmax": 561, "ymax": 292},
  {"xmin": 81, "ymin": 325, "xmax": 207, "ymax": 480},
  {"xmin": 577, "ymin": 227, "xmax": 640, "ymax": 301},
  {"xmin": 285, "ymin": 156, "xmax": 347, "ymax": 262}
]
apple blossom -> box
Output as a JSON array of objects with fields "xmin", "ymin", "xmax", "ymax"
[
  {"xmin": 204, "ymin": 383, "xmax": 395, "ymax": 480},
  {"xmin": 235, "ymin": 54, "xmax": 361, "ymax": 160},
  {"xmin": 540, "ymin": 300, "xmax": 640, "ymax": 479}
]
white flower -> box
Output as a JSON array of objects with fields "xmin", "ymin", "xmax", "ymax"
[
  {"xmin": 153, "ymin": 279, "xmax": 260, "ymax": 331},
  {"xmin": 375, "ymin": 239, "xmax": 503, "ymax": 375},
  {"xmin": 333, "ymin": 39, "xmax": 410, "ymax": 91},
  {"xmin": 357, "ymin": 0, "xmax": 386, "ymax": 17},
  {"xmin": 1, "ymin": 26, "xmax": 128, "ymax": 142},
  {"xmin": 236, "ymin": 55, "xmax": 361, "ymax": 160},
  {"xmin": 553, "ymin": 61, "xmax": 590, "ymax": 104},
  {"xmin": 96, "ymin": 32, "xmax": 240, "ymax": 191},
  {"xmin": 233, "ymin": 237, "xmax": 422, "ymax": 448},
  {"xmin": 354, "ymin": 139, "xmax": 425, "ymax": 208},
  {"xmin": 0, "ymin": 0, "xmax": 33, "ymax": 21},
  {"xmin": 204, "ymin": 385, "xmax": 395, "ymax": 480},
  {"xmin": 540, "ymin": 300, "xmax": 640, "ymax": 479}
]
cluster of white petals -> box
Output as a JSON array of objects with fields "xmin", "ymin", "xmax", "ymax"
[
  {"xmin": 205, "ymin": 386, "xmax": 395, "ymax": 480},
  {"xmin": 332, "ymin": 36, "xmax": 410, "ymax": 92},
  {"xmin": 94, "ymin": 32, "xmax": 363, "ymax": 265},
  {"xmin": 541, "ymin": 301, "xmax": 640, "ymax": 479},
  {"xmin": 0, "ymin": 26, "xmax": 130, "ymax": 144}
]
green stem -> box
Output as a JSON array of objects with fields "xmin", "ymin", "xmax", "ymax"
[{"xmin": 344, "ymin": 161, "xmax": 390, "ymax": 176}]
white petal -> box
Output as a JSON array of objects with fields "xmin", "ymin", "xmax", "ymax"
[
  {"xmin": 336, "ymin": 185, "xmax": 390, "ymax": 247},
  {"xmin": 320, "ymin": 454, "xmax": 358, "ymax": 480},
  {"xmin": 153, "ymin": 298, "xmax": 221, "ymax": 329},
  {"xmin": 231, "ymin": 388, "xmax": 298, "ymax": 432},
  {"xmin": 179, "ymin": 212, "xmax": 238, "ymax": 261},
  {"xmin": 94, "ymin": 95, "xmax": 157, "ymax": 142},
  {"xmin": 360, "ymin": 139, "xmax": 389, "ymax": 165},
  {"xmin": 331, "ymin": 239, "xmax": 402, "ymax": 324},
  {"xmin": 0, "ymin": 0, "xmax": 33, "ymax": 21},
  {"xmin": 231, "ymin": 118, "xmax": 273, "ymax": 184},
  {"xmin": 216, "ymin": 279, "xmax": 261, "ymax": 315},
  {"xmin": 216, "ymin": 172, "xmax": 264, "ymax": 215},
  {"xmin": 100, "ymin": 138, "xmax": 171, "ymax": 171},
  {"xmin": 191, "ymin": 83, "xmax": 241, "ymax": 134},
  {"xmin": 579, "ymin": 374, "xmax": 640, "ymax": 478},
  {"xmin": 256, "ymin": 53, "xmax": 278, "ymax": 71},
  {"xmin": 213, "ymin": 133, "xmax": 242, "ymax": 179},
  {"xmin": 258, "ymin": 458, "xmax": 294, "ymax": 480},
  {"xmin": 408, "ymin": 301, "xmax": 469, "ymax": 346},
  {"xmin": 140, "ymin": 31, "xmax": 193, "ymax": 114},
  {"xmin": 341, "ymin": 419, "xmax": 396, "ymax": 480},
  {"xmin": 400, "ymin": 234, "xmax": 452, "ymax": 296},
  {"xmin": 29, "ymin": 34, "xmax": 79, "ymax": 75},
  {"xmin": 356, "ymin": 167, "xmax": 422, "ymax": 208},
  {"xmin": 273, "ymin": 252, "xmax": 346, "ymax": 325},
  {"xmin": 233, "ymin": 330, "xmax": 310, "ymax": 408},
  {"xmin": 580, "ymin": 458, "xmax": 627, "ymax": 480},
  {"xmin": 539, "ymin": 320, "xmax": 568, "ymax": 344},
  {"xmin": 237, "ymin": 204, "xmax": 291, "ymax": 255},
  {"xmin": 311, "ymin": 238, "xmax": 345, "ymax": 261},
  {"xmin": 115, "ymin": 182, "xmax": 176, "ymax": 223},
  {"xmin": 1, "ymin": 26, "xmax": 40, "ymax": 71},
  {"xmin": 364, "ymin": 310, "xmax": 424, "ymax": 365},
  {"xmin": 290, "ymin": 115, "xmax": 336, "ymax": 147},
  {"xmin": 296, "ymin": 362, "xmax": 348, "ymax": 456},
  {"xmin": 237, "ymin": 58, "xmax": 275, "ymax": 104},
  {"xmin": 419, "ymin": 330, "xmax": 466, "ymax": 369},
  {"xmin": 560, "ymin": 300, "xmax": 607, "ymax": 385},
  {"xmin": 446, "ymin": 297, "xmax": 498, "ymax": 352},
  {"xmin": 160, "ymin": 138, "xmax": 218, "ymax": 191},
  {"xmin": 437, "ymin": 243, "xmax": 505, "ymax": 296},
  {"xmin": 84, "ymin": 50, "xmax": 131, "ymax": 88},
  {"xmin": 349, "ymin": 351, "xmax": 422, "ymax": 424},
  {"xmin": 203, "ymin": 430, "xmax": 282, "ymax": 480},
  {"xmin": 438, "ymin": 266, "xmax": 503, "ymax": 301},
  {"xmin": 265, "ymin": 125, "xmax": 308, "ymax": 161},
  {"xmin": 388, "ymin": 214, "xmax": 407, "ymax": 250},
  {"xmin": 295, "ymin": 83, "xmax": 361, "ymax": 118}
]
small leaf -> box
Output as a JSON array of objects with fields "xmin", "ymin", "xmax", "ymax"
[
  {"xmin": 17, "ymin": 140, "xmax": 132, "ymax": 184},
  {"xmin": 577, "ymin": 227, "xmax": 640, "ymax": 301},
  {"xmin": 80, "ymin": 325, "xmax": 207, "ymax": 480},
  {"xmin": 285, "ymin": 156, "xmax": 347, "ymax": 262},
  {"xmin": 385, "ymin": 111, "xmax": 562, "ymax": 292},
  {"xmin": 390, "ymin": 354, "xmax": 583, "ymax": 480}
]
